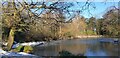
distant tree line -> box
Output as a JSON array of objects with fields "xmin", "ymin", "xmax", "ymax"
[{"xmin": 96, "ymin": 8, "xmax": 120, "ymax": 37}]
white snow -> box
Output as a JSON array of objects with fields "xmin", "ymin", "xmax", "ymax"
[
  {"xmin": 12, "ymin": 43, "xmax": 20, "ymax": 49},
  {"xmin": 4, "ymin": 52, "xmax": 36, "ymax": 56},
  {"xmin": 0, "ymin": 48, "xmax": 36, "ymax": 57},
  {"xmin": 0, "ymin": 41, "xmax": 46, "ymax": 58},
  {"xmin": 11, "ymin": 41, "xmax": 46, "ymax": 48},
  {"xmin": 18, "ymin": 52, "xmax": 37, "ymax": 56},
  {"xmin": 0, "ymin": 48, "xmax": 7, "ymax": 54},
  {"xmin": 20, "ymin": 41, "xmax": 45, "ymax": 46}
]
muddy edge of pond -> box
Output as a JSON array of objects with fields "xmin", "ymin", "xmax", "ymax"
[{"xmin": 58, "ymin": 35, "xmax": 103, "ymax": 40}]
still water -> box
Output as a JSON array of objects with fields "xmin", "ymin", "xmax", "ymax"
[{"xmin": 32, "ymin": 38, "xmax": 120, "ymax": 56}]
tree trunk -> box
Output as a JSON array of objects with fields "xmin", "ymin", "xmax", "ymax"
[{"xmin": 7, "ymin": 27, "xmax": 15, "ymax": 51}]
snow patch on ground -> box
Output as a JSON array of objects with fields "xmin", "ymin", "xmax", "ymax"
[
  {"xmin": 0, "ymin": 48, "xmax": 37, "ymax": 57},
  {"xmin": 20, "ymin": 41, "xmax": 45, "ymax": 46},
  {"xmin": 0, "ymin": 48, "xmax": 7, "ymax": 54},
  {"xmin": 12, "ymin": 41, "xmax": 46, "ymax": 48},
  {"xmin": 0, "ymin": 41, "xmax": 46, "ymax": 57}
]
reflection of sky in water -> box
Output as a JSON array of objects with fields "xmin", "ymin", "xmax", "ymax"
[
  {"xmin": 33, "ymin": 38, "xmax": 120, "ymax": 56},
  {"xmin": 85, "ymin": 49, "xmax": 107, "ymax": 56}
]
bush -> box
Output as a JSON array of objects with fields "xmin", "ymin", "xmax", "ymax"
[
  {"xmin": 59, "ymin": 50, "xmax": 87, "ymax": 58},
  {"xmin": 86, "ymin": 30, "xmax": 96, "ymax": 35},
  {"xmin": 59, "ymin": 50, "xmax": 75, "ymax": 56},
  {"xmin": 15, "ymin": 45, "xmax": 33, "ymax": 53},
  {"xmin": 64, "ymin": 32, "xmax": 73, "ymax": 37}
]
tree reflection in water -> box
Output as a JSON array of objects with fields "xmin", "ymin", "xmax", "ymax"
[{"xmin": 59, "ymin": 50, "xmax": 87, "ymax": 58}]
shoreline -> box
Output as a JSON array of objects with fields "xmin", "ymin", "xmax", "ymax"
[
  {"xmin": 1, "ymin": 35, "xmax": 104, "ymax": 47},
  {"xmin": 3, "ymin": 35, "xmax": 118, "ymax": 48},
  {"xmin": 60, "ymin": 35, "xmax": 103, "ymax": 40},
  {"xmin": 74, "ymin": 35, "xmax": 103, "ymax": 39}
]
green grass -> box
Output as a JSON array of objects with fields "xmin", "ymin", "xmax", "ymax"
[
  {"xmin": 86, "ymin": 30, "xmax": 96, "ymax": 35},
  {"xmin": 79, "ymin": 30, "xmax": 96, "ymax": 35}
]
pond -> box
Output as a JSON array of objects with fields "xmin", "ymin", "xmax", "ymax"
[{"xmin": 32, "ymin": 38, "xmax": 120, "ymax": 57}]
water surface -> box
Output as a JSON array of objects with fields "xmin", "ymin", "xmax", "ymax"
[{"xmin": 32, "ymin": 38, "xmax": 120, "ymax": 56}]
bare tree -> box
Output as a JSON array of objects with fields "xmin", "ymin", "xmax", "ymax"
[{"xmin": 1, "ymin": 0, "xmax": 97, "ymax": 50}]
